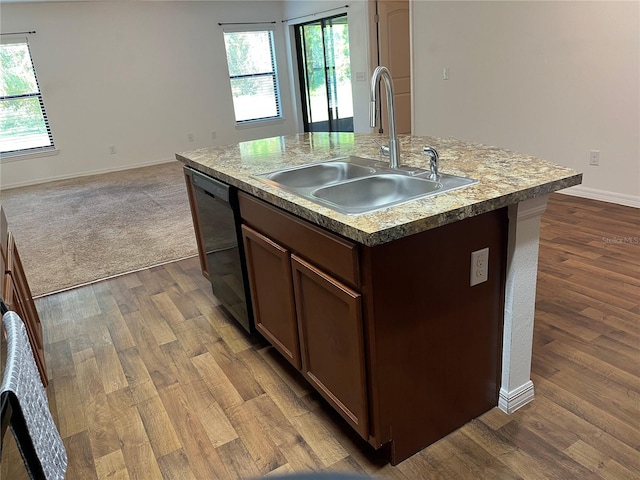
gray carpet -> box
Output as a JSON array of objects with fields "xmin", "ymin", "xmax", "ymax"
[{"xmin": 1, "ymin": 161, "xmax": 198, "ymax": 297}]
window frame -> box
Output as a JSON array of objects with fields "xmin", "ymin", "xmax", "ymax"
[
  {"xmin": 0, "ymin": 36, "xmax": 57, "ymax": 161},
  {"xmin": 222, "ymin": 27, "xmax": 283, "ymax": 126}
]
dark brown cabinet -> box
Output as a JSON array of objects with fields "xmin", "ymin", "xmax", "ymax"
[
  {"xmin": 239, "ymin": 192, "xmax": 368, "ymax": 439},
  {"xmin": 241, "ymin": 225, "xmax": 300, "ymax": 368},
  {"xmin": 236, "ymin": 190, "xmax": 508, "ymax": 464},
  {"xmin": 241, "ymin": 226, "xmax": 369, "ymax": 437},
  {"xmin": 1, "ymin": 209, "xmax": 48, "ymax": 386},
  {"xmin": 291, "ymin": 255, "xmax": 367, "ymax": 438}
]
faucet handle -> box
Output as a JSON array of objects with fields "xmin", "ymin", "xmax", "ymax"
[
  {"xmin": 423, "ymin": 146, "xmax": 440, "ymax": 180},
  {"xmin": 374, "ymin": 139, "xmax": 390, "ymax": 157},
  {"xmin": 422, "ymin": 146, "xmax": 439, "ymax": 158}
]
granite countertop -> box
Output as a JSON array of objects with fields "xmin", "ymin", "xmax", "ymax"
[{"xmin": 176, "ymin": 133, "xmax": 582, "ymax": 246}]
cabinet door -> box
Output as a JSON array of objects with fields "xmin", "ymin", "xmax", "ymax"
[
  {"xmin": 291, "ymin": 254, "xmax": 368, "ymax": 439},
  {"xmin": 241, "ymin": 225, "xmax": 301, "ymax": 369},
  {"xmin": 3, "ymin": 233, "xmax": 48, "ymax": 386}
]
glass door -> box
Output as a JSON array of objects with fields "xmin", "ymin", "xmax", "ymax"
[{"xmin": 295, "ymin": 14, "xmax": 353, "ymax": 133}]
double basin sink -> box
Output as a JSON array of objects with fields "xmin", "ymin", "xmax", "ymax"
[{"xmin": 254, "ymin": 156, "xmax": 477, "ymax": 215}]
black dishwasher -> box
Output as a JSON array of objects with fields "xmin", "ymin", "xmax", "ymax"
[{"xmin": 185, "ymin": 167, "xmax": 253, "ymax": 333}]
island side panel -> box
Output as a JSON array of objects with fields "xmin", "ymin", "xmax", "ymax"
[
  {"xmin": 499, "ymin": 195, "xmax": 548, "ymax": 413},
  {"xmin": 362, "ymin": 208, "xmax": 508, "ymax": 464}
]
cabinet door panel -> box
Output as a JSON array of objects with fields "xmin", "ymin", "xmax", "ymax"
[
  {"xmin": 241, "ymin": 225, "xmax": 300, "ymax": 369},
  {"xmin": 291, "ymin": 254, "xmax": 368, "ymax": 439},
  {"xmin": 3, "ymin": 232, "xmax": 48, "ymax": 386}
]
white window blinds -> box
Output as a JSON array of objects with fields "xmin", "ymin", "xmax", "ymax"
[
  {"xmin": 223, "ymin": 30, "xmax": 282, "ymax": 123},
  {"xmin": 0, "ymin": 39, "xmax": 55, "ymax": 156}
]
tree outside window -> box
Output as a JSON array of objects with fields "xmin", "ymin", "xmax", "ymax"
[{"xmin": 0, "ymin": 41, "xmax": 55, "ymax": 156}]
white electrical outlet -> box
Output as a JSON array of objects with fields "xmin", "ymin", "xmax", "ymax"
[
  {"xmin": 590, "ymin": 150, "xmax": 600, "ymax": 166},
  {"xmin": 108, "ymin": 145, "xmax": 116, "ymax": 154},
  {"xmin": 187, "ymin": 133, "xmax": 194, "ymax": 142},
  {"xmin": 470, "ymin": 247, "xmax": 489, "ymax": 286},
  {"xmin": 211, "ymin": 131, "xmax": 217, "ymax": 140}
]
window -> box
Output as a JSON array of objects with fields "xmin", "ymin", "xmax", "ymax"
[
  {"xmin": 223, "ymin": 30, "xmax": 281, "ymax": 124},
  {"xmin": 0, "ymin": 40, "xmax": 55, "ymax": 156}
]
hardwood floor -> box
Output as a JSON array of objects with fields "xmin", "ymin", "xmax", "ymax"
[{"xmin": 2, "ymin": 193, "xmax": 639, "ymax": 479}]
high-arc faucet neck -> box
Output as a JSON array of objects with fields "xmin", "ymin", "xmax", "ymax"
[{"xmin": 370, "ymin": 65, "xmax": 400, "ymax": 169}]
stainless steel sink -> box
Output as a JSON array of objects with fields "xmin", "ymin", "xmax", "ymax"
[
  {"xmin": 253, "ymin": 156, "xmax": 477, "ymax": 215},
  {"xmin": 263, "ymin": 161, "xmax": 375, "ymax": 188},
  {"xmin": 313, "ymin": 175, "xmax": 442, "ymax": 215}
]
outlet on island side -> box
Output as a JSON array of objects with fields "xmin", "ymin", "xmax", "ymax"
[
  {"xmin": 590, "ymin": 150, "xmax": 600, "ymax": 166},
  {"xmin": 470, "ymin": 247, "xmax": 489, "ymax": 286}
]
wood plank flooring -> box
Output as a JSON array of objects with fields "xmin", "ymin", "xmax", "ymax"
[{"xmin": 2, "ymin": 193, "xmax": 639, "ymax": 479}]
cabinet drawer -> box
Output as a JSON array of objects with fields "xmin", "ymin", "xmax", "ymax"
[{"xmin": 238, "ymin": 192, "xmax": 360, "ymax": 289}]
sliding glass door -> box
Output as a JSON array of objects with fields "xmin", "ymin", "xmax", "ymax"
[{"xmin": 295, "ymin": 14, "xmax": 353, "ymax": 133}]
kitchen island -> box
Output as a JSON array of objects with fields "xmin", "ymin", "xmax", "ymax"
[{"xmin": 177, "ymin": 132, "xmax": 582, "ymax": 464}]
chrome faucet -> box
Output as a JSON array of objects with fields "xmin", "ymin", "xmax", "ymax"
[{"xmin": 370, "ymin": 66, "xmax": 400, "ymax": 169}]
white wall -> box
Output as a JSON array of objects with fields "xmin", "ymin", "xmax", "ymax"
[
  {"xmin": 0, "ymin": 1, "xmax": 297, "ymax": 188},
  {"xmin": 282, "ymin": 0, "xmax": 374, "ymax": 134},
  {"xmin": 411, "ymin": 1, "xmax": 640, "ymax": 207}
]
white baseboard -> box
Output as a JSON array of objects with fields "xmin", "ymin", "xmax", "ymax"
[
  {"xmin": 559, "ymin": 186, "xmax": 640, "ymax": 208},
  {"xmin": 498, "ymin": 381, "xmax": 535, "ymax": 414},
  {"xmin": 1, "ymin": 157, "xmax": 177, "ymax": 190}
]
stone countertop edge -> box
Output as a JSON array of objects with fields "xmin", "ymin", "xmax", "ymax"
[{"xmin": 176, "ymin": 133, "xmax": 583, "ymax": 247}]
